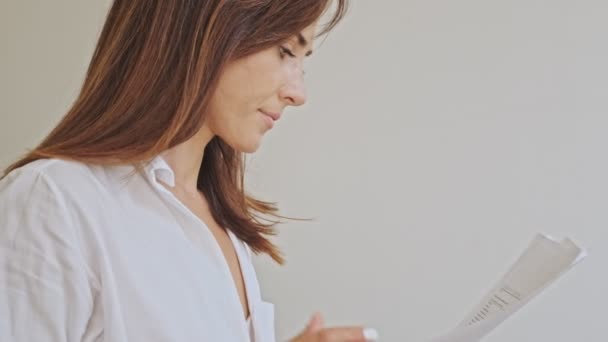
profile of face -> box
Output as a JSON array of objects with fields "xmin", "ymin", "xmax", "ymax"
[{"xmin": 204, "ymin": 23, "xmax": 317, "ymax": 153}]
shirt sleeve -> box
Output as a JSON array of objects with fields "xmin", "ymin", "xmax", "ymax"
[{"xmin": 0, "ymin": 168, "xmax": 96, "ymax": 341}]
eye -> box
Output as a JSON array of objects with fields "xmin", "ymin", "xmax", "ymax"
[{"xmin": 279, "ymin": 46, "xmax": 296, "ymax": 59}]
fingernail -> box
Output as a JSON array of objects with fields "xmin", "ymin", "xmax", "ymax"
[{"xmin": 363, "ymin": 327, "xmax": 379, "ymax": 341}]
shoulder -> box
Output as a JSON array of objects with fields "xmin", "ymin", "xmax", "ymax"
[
  {"xmin": 0, "ymin": 159, "xmax": 102, "ymax": 280},
  {"xmin": 0, "ymin": 159, "xmax": 71, "ymax": 209},
  {"xmin": 1, "ymin": 158, "xmax": 133, "ymax": 207},
  {"xmin": 1, "ymin": 158, "xmax": 95, "ymax": 193},
  {"xmin": 0, "ymin": 160, "xmax": 99, "ymax": 315},
  {"xmin": 0, "ymin": 159, "xmax": 88, "ymax": 240},
  {"xmin": 0, "ymin": 158, "xmax": 115, "ymax": 247}
]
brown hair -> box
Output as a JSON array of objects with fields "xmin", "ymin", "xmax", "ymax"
[{"xmin": 4, "ymin": 0, "xmax": 349, "ymax": 264}]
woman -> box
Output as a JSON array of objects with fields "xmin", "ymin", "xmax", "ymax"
[{"xmin": 0, "ymin": 1, "xmax": 378, "ymax": 341}]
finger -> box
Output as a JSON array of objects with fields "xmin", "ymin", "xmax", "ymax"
[
  {"xmin": 306, "ymin": 312, "xmax": 324, "ymax": 333},
  {"xmin": 318, "ymin": 326, "xmax": 378, "ymax": 341}
]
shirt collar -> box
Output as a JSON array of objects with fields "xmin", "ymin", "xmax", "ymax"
[{"xmin": 145, "ymin": 155, "xmax": 176, "ymax": 188}]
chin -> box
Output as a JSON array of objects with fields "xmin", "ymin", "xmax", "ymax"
[
  {"xmin": 239, "ymin": 145, "xmax": 260, "ymax": 154},
  {"xmin": 228, "ymin": 138, "xmax": 262, "ymax": 154}
]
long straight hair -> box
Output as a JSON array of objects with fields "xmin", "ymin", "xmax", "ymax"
[{"xmin": 4, "ymin": 0, "xmax": 349, "ymax": 264}]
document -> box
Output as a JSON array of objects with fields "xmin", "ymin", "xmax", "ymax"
[{"xmin": 426, "ymin": 234, "xmax": 586, "ymax": 342}]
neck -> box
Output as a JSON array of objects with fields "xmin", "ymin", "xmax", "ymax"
[{"xmin": 161, "ymin": 125, "xmax": 214, "ymax": 193}]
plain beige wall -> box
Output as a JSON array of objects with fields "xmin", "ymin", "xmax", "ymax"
[
  {"xmin": 2, "ymin": 1, "xmax": 607, "ymax": 341},
  {"xmin": 0, "ymin": 0, "xmax": 112, "ymax": 167}
]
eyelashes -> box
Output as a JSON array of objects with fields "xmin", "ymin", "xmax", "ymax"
[
  {"xmin": 279, "ymin": 46, "xmax": 296, "ymax": 58},
  {"xmin": 279, "ymin": 45, "xmax": 306, "ymax": 76}
]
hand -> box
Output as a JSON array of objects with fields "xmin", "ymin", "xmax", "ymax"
[{"xmin": 289, "ymin": 312, "xmax": 378, "ymax": 342}]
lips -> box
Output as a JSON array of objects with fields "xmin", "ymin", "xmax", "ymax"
[{"xmin": 259, "ymin": 110, "xmax": 281, "ymax": 121}]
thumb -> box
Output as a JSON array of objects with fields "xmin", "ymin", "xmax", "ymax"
[{"xmin": 305, "ymin": 312, "xmax": 324, "ymax": 333}]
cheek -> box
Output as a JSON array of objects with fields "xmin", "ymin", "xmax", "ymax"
[
  {"xmin": 218, "ymin": 77, "xmax": 262, "ymax": 118},
  {"xmin": 206, "ymin": 81, "xmax": 245, "ymax": 127},
  {"xmin": 205, "ymin": 52, "xmax": 285, "ymax": 145},
  {"xmin": 205, "ymin": 91, "xmax": 254, "ymax": 138},
  {"xmin": 240, "ymin": 53, "xmax": 285, "ymax": 100}
]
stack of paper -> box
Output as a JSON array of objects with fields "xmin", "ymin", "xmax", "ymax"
[{"xmin": 426, "ymin": 234, "xmax": 587, "ymax": 342}]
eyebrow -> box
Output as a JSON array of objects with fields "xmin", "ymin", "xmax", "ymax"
[{"xmin": 296, "ymin": 33, "xmax": 314, "ymax": 57}]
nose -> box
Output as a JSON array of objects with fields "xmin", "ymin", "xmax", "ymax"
[{"xmin": 279, "ymin": 68, "xmax": 307, "ymax": 107}]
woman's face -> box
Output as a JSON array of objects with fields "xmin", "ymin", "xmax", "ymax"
[{"xmin": 204, "ymin": 24, "xmax": 317, "ymax": 153}]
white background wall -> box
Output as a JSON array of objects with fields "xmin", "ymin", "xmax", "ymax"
[{"xmin": 2, "ymin": 1, "xmax": 607, "ymax": 341}]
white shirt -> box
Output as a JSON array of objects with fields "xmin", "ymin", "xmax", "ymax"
[{"xmin": 0, "ymin": 156, "xmax": 276, "ymax": 342}]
